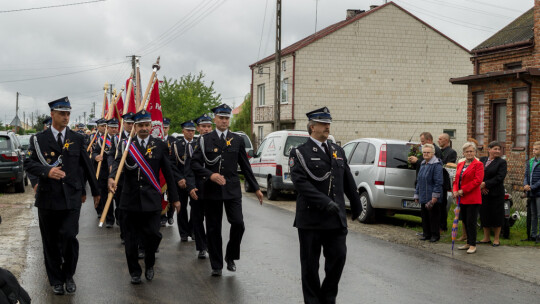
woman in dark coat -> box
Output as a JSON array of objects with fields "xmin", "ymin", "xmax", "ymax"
[{"xmin": 479, "ymin": 141, "xmax": 507, "ymax": 246}]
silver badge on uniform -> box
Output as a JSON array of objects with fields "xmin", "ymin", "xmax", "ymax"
[{"xmin": 313, "ymin": 147, "xmax": 317, "ymax": 152}]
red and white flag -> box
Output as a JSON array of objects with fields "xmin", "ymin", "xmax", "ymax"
[
  {"xmin": 125, "ymin": 78, "xmax": 137, "ymax": 114},
  {"xmin": 146, "ymin": 79, "xmax": 164, "ymax": 139},
  {"xmin": 104, "ymin": 96, "xmax": 109, "ymax": 118},
  {"xmin": 115, "ymin": 95, "xmax": 124, "ymax": 120}
]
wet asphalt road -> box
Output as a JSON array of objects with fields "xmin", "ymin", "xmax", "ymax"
[{"xmin": 21, "ymin": 193, "xmax": 539, "ymax": 304}]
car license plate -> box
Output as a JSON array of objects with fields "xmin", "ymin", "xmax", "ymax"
[
  {"xmin": 403, "ymin": 200, "xmax": 420, "ymax": 209},
  {"xmin": 283, "ymin": 173, "xmax": 288, "ymax": 180}
]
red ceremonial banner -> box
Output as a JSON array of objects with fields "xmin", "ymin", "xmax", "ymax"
[
  {"xmin": 115, "ymin": 95, "xmax": 124, "ymax": 120},
  {"xmin": 147, "ymin": 79, "xmax": 164, "ymax": 139}
]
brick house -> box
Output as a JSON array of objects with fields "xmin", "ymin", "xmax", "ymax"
[
  {"xmin": 249, "ymin": 1, "xmax": 471, "ymax": 147},
  {"xmin": 450, "ymin": 0, "xmax": 540, "ymax": 189}
]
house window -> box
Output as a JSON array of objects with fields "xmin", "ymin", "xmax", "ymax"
[
  {"xmin": 257, "ymin": 84, "xmax": 265, "ymax": 106},
  {"xmin": 515, "ymin": 88, "xmax": 528, "ymax": 148},
  {"xmin": 492, "ymin": 100, "xmax": 507, "ymax": 144},
  {"xmin": 474, "ymin": 92, "xmax": 485, "ymax": 146},
  {"xmin": 258, "ymin": 126, "xmax": 264, "ymax": 145},
  {"xmin": 281, "ymin": 78, "xmax": 288, "ymax": 103},
  {"xmin": 282, "ymin": 60, "xmax": 286, "ymax": 71},
  {"xmin": 443, "ymin": 129, "xmax": 456, "ymax": 139},
  {"xmin": 504, "ymin": 62, "xmax": 522, "ymax": 70}
]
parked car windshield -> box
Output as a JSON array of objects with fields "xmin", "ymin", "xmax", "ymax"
[
  {"xmin": 239, "ymin": 134, "xmax": 252, "ymax": 149},
  {"xmin": 17, "ymin": 135, "xmax": 31, "ymax": 150},
  {"xmin": 387, "ymin": 144, "xmax": 416, "ymax": 169},
  {"xmin": 283, "ymin": 136, "xmax": 309, "ymax": 156}
]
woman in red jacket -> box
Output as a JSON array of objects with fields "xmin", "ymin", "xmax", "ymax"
[{"xmin": 453, "ymin": 142, "xmax": 484, "ymax": 254}]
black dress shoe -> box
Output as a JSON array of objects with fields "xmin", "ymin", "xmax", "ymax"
[
  {"xmin": 145, "ymin": 267, "xmax": 154, "ymax": 281},
  {"xmin": 52, "ymin": 284, "xmax": 65, "ymax": 295},
  {"xmin": 168, "ymin": 217, "xmax": 174, "ymax": 225},
  {"xmin": 198, "ymin": 250, "xmax": 207, "ymax": 259},
  {"xmin": 160, "ymin": 220, "xmax": 167, "ymax": 227},
  {"xmin": 105, "ymin": 222, "xmax": 113, "ymax": 228},
  {"xmin": 226, "ymin": 259, "xmax": 236, "ymax": 272},
  {"xmin": 65, "ymin": 278, "xmax": 76, "ymax": 293},
  {"xmin": 429, "ymin": 237, "xmax": 440, "ymax": 243},
  {"xmin": 181, "ymin": 236, "xmax": 188, "ymax": 242},
  {"xmin": 419, "ymin": 236, "xmax": 430, "ymax": 241},
  {"xmin": 138, "ymin": 249, "xmax": 145, "ymax": 259},
  {"xmin": 121, "ymin": 238, "xmax": 125, "ymax": 245},
  {"xmin": 131, "ymin": 275, "xmax": 141, "ymax": 284},
  {"xmin": 211, "ymin": 269, "xmax": 222, "ymax": 276},
  {"xmin": 97, "ymin": 213, "xmax": 102, "ymax": 219}
]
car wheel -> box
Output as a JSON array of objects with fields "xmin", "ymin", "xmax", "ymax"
[
  {"xmin": 244, "ymin": 179, "xmax": 254, "ymax": 193},
  {"xmin": 14, "ymin": 180, "xmax": 25, "ymax": 193},
  {"xmin": 358, "ymin": 191, "xmax": 375, "ymax": 223},
  {"xmin": 266, "ymin": 178, "xmax": 279, "ymax": 200}
]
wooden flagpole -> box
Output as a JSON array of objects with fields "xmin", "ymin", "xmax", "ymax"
[
  {"xmin": 99, "ymin": 57, "xmax": 160, "ymax": 227},
  {"xmin": 95, "ymin": 88, "xmax": 124, "ymax": 179}
]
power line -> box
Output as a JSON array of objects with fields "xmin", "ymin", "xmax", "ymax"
[
  {"xmin": 0, "ymin": 60, "xmax": 128, "ymax": 84},
  {"xmin": 468, "ymin": 0, "xmax": 525, "ymax": 13},
  {"xmin": 140, "ymin": 0, "xmax": 228, "ymax": 56},
  {"xmin": 422, "ymin": 0, "xmax": 514, "ymax": 19},
  {"xmin": 0, "ymin": 0, "xmax": 106, "ymax": 13},
  {"xmin": 257, "ymin": 0, "xmax": 270, "ymax": 61}
]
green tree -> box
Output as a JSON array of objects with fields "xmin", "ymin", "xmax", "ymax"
[
  {"xmin": 230, "ymin": 93, "xmax": 251, "ymax": 136},
  {"xmin": 34, "ymin": 114, "xmax": 50, "ymax": 131},
  {"xmin": 160, "ymin": 72, "xmax": 221, "ymax": 133}
]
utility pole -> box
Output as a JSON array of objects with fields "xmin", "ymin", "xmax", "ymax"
[
  {"xmin": 83, "ymin": 111, "xmax": 87, "ymax": 124},
  {"xmin": 23, "ymin": 112, "xmax": 25, "ymax": 130},
  {"xmin": 273, "ymin": 0, "xmax": 282, "ymax": 131},
  {"xmin": 92, "ymin": 101, "xmax": 96, "ymax": 118},
  {"xmin": 127, "ymin": 55, "xmax": 141, "ymax": 109},
  {"xmin": 31, "ymin": 112, "xmax": 33, "ymax": 128}
]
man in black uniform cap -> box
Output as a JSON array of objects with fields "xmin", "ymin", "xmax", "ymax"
[
  {"xmin": 191, "ymin": 104, "xmax": 263, "ymax": 276},
  {"xmin": 108, "ymin": 110, "xmax": 180, "ymax": 284},
  {"xmin": 185, "ymin": 113, "xmax": 213, "ymax": 259},
  {"xmin": 92, "ymin": 118, "xmax": 115, "ymax": 227},
  {"xmin": 161, "ymin": 117, "xmax": 178, "ymax": 226},
  {"xmin": 289, "ymin": 107, "xmax": 362, "ymax": 304},
  {"xmin": 170, "ymin": 119, "xmax": 196, "ymax": 240},
  {"xmin": 24, "ymin": 97, "xmax": 100, "ymax": 295}
]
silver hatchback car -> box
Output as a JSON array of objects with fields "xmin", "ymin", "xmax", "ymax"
[{"xmin": 343, "ymin": 138, "xmax": 451, "ymax": 223}]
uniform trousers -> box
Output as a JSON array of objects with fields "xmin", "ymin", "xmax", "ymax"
[
  {"xmin": 176, "ymin": 187, "xmax": 192, "ymax": 238},
  {"xmin": 204, "ymin": 198, "xmax": 245, "ymax": 270},
  {"xmin": 96, "ymin": 178, "xmax": 114, "ymax": 225},
  {"xmin": 114, "ymin": 183, "xmax": 124, "ymax": 240},
  {"xmin": 190, "ymin": 197, "xmax": 207, "ymax": 251},
  {"xmin": 38, "ymin": 208, "xmax": 81, "ymax": 286},
  {"xmin": 298, "ymin": 227, "xmax": 347, "ymax": 304},
  {"xmin": 123, "ymin": 210, "xmax": 162, "ymax": 277}
]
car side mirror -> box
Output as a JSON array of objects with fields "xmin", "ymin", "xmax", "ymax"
[{"xmin": 248, "ymin": 150, "xmax": 254, "ymax": 158}]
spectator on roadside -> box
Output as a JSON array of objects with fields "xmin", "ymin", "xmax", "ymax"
[
  {"xmin": 414, "ymin": 144, "xmax": 443, "ymax": 242},
  {"xmin": 438, "ymin": 133, "xmax": 457, "ymax": 232},
  {"xmin": 524, "ymin": 141, "xmax": 540, "ymax": 243},
  {"xmin": 479, "ymin": 141, "xmax": 507, "ymax": 247},
  {"xmin": 453, "ymin": 142, "xmax": 484, "ymax": 254},
  {"xmin": 456, "ymin": 138, "xmax": 480, "ymax": 242},
  {"xmin": 408, "ymin": 132, "xmax": 442, "ymax": 173}
]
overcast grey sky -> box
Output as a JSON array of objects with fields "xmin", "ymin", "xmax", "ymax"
[{"xmin": 0, "ymin": 0, "xmax": 534, "ymax": 126}]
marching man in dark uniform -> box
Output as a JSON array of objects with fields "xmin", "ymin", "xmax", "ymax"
[
  {"xmin": 92, "ymin": 118, "xmax": 116, "ymax": 227},
  {"xmin": 170, "ymin": 119, "xmax": 196, "ymax": 240},
  {"xmin": 109, "ymin": 112, "xmax": 135, "ymax": 244},
  {"xmin": 108, "ymin": 110, "xmax": 180, "ymax": 284},
  {"xmin": 289, "ymin": 107, "xmax": 362, "ymax": 304},
  {"xmin": 191, "ymin": 104, "xmax": 263, "ymax": 276},
  {"xmin": 24, "ymin": 97, "xmax": 100, "ymax": 295},
  {"xmin": 185, "ymin": 113, "xmax": 213, "ymax": 259},
  {"xmin": 161, "ymin": 117, "xmax": 178, "ymax": 226}
]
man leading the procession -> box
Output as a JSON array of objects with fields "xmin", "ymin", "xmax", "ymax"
[
  {"xmin": 109, "ymin": 112, "xmax": 135, "ymax": 244},
  {"xmin": 24, "ymin": 97, "xmax": 100, "ymax": 295},
  {"xmin": 108, "ymin": 110, "xmax": 180, "ymax": 284},
  {"xmin": 289, "ymin": 107, "xmax": 362, "ymax": 304},
  {"xmin": 185, "ymin": 113, "xmax": 213, "ymax": 259},
  {"xmin": 92, "ymin": 118, "xmax": 116, "ymax": 228},
  {"xmin": 161, "ymin": 117, "xmax": 178, "ymax": 227},
  {"xmin": 170, "ymin": 119, "xmax": 196, "ymax": 241},
  {"xmin": 191, "ymin": 104, "xmax": 263, "ymax": 276}
]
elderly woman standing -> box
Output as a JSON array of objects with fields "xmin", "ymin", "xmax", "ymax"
[
  {"xmin": 453, "ymin": 142, "xmax": 484, "ymax": 254},
  {"xmin": 479, "ymin": 141, "xmax": 507, "ymax": 246},
  {"xmin": 414, "ymin": 144, "xmax": 443, "ymax": 242}
]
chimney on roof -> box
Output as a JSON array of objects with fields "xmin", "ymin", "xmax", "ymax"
[
  {"xmin": 370, "ymin": 5, "xmax": 379, "ymax": 10},
  {"xmin": 346, "ymin": 9, "xmax": 365, "ymax": 20}
]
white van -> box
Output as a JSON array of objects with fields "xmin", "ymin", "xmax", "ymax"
[{"xmin": 247, "ymin": 130, "xmax": 335, "ymax": 200}]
